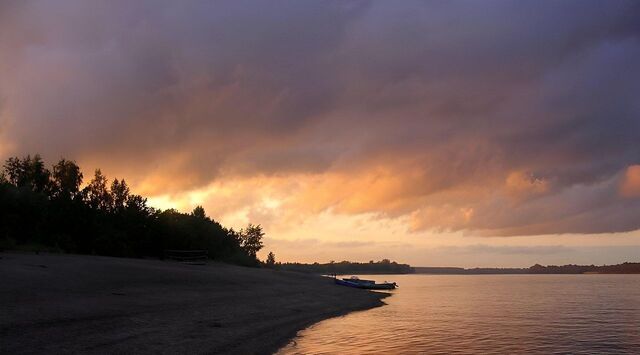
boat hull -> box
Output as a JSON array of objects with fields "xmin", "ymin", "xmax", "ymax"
[{"xmin": 334, "ymin": 278, "xmax": 397, "ymax": 290}]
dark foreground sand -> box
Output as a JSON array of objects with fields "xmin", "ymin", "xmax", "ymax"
[{"xmin": 0, "ymin": 253, "xmax": 388, "ymax": 354}]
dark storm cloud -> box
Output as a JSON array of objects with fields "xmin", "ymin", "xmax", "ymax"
[
  {"xmin": 1, "ymin": 0, "xmax": 639, "ymax": 235},
  {"xmin": 0, "ymin": 0, "xmax": 367, "ymax": 182}
]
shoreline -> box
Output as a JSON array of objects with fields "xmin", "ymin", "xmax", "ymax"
[
  {"xmin": 0, "ymin": 253, "xmax": 388, "ymax": 354},
  {"xmin": 269, "ymin": 291, "xmax": 389, "ymax": 354}
]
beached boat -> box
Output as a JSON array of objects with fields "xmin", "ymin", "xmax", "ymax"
[{"xmin": 334, "ymin": 276, "xmax": 398, "ymax": 290}]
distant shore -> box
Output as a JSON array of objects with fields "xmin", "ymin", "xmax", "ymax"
[
  {"xmin": 414, "ymin": 262, "xmax": 640, "ymax": 274},
  {"xmin": 0, "ymin": 253, "xmax": 388, "ymax": 354}
]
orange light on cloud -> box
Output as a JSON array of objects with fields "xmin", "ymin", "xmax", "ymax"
[
  {"xmin": 620, "ymin": 165, "xmax": 640, "ymax": 198},
  {"xmin": 505, "ymin": 171, "xmax": 549, "ymax": 199}
]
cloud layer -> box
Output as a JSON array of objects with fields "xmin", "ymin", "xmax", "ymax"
[{"xmin": 1, "ymin": 0, "xmax": 640, "ymax": 237}]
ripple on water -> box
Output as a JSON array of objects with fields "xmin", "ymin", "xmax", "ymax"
[{"xmin": 279, "ymin": 275, "xmax": 640, "ymax": 354}]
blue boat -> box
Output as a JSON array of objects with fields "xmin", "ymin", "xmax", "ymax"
[{"xmin": 334, "ymin": 276, "xmax": 397, "ymax": 290}]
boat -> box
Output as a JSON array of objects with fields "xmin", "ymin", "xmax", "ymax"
[{"xmin": 334, "ymin": 276, "xmax": 398, "ymax": 290}]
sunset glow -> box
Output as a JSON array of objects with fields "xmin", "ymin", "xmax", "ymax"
[{"xmin": 2, "ymin": 0, "xmax": 639, "ymax": 266}]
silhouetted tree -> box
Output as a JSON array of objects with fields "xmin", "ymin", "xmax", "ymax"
[
  {"xmin": 0, "ymin": 154, "xmax": 264, "ymax": 266},
  {"xmin": 4, "ymin": 155, "xmax": 51, "ymax": 193},
  {"xmin": 191, "ymin": 205, "xmax": 207, "ymax": 220},
  {"xmin": 84, "ymin": 169, "xmax": 112, "ymax": 211},
  {"xmin": 266, "ymin": 251, "xmax": 276, "ymax": 267},
  {"xmin": 239, "ymin": 224, "xmax": 264, "ymax": 258},
  {"xmin": 227, "ymin": 228, "xmax": 241, "ymax": 244},
  {"xmin": 52, "ymin": 159, "xmax": 83, "ymax": 200},
  {"xmin": 110, "ymin": 179, "xmax": 130, "ymax": 211},
  {"xmin": 126, "ymin": 194, "xmax": 151, "ymax": 214}
]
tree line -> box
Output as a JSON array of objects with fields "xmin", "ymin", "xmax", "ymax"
[
  {"xmin": 0, "ymin": 154, "xmax": 264, "ymax": 266},
  {"xmin": 277, "ymin": 259, "xmax": 413, "ymax": 274},
  {"xmin": 413, "ymin": 262, "xmax": 640, "ymax": 274}
]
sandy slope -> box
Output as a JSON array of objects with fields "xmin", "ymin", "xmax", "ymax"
[{"xmin": 0, "ymin": 253, "xmax": 388, "ymax": 354}]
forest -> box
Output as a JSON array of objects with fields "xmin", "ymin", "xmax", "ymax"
[
  {"xmin": 278, "ymin": 259, "xmax": 413, "ymax": 274},
  {"xmin": 0, "ymin": 154, "xmax": 263, "ymax": 266}
]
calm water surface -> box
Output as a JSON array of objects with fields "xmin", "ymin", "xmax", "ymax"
[{"xmin": 279, "ymin": 275, "xmax": 640, "ymax": 354}]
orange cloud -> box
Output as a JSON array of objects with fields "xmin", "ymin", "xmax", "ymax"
[
  {"xmin": 620, "ymin": 165, "xmax": 640, "ymax": 198},
  {"xmin": 2, "ymin": 1, "xmax": 640, "ymax": 240},
  {"xmin": 505, "ymin": 171, "xmax": 550, "ymax": 199}
]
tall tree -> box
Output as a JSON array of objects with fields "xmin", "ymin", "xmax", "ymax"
[
  {"xmin": 110, "ymin": 179, "xmax": 130, "ymax": 211},
  {"xmin": 266, "ymin": 251, "xmax": 276, "ymax": 267},
  {"xmin": 3, "ymin": 155, "xmax": 51, "ymax": 193},
  {"xmin": 84, "ymin": 169, "xmax": 112, "ymax": 211},
  {"xmin": 52, "ymin": 159, "xmax": 83, "ymax": 200},
  {"xmin": 3, "ymin": 157, "xmax": 26, "ymax": 186},
  {"xmin": 239, "ymin": 224, "xmax": 264, "ymax": 258}
]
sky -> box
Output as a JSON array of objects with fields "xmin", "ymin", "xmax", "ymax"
[{"xmin": 1, "ymin": 0, "xmax": 640, "ymax": 267}]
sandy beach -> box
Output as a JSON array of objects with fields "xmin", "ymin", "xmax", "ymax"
[{"xmin": 0, "ymin": 253, "xmax": 388, "ymax": 354}]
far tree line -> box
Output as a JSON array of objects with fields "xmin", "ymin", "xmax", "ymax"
[
  {"xmin": 277, "ymin": 259, "xmax": 414, "ymax": 274},
  {"xmin": 413, "ymin": 263, "xmax": 640, "ymax": 274},
  {"xmin": 0, "ymin": 154, "xmax": 266, "ymax": 266}
]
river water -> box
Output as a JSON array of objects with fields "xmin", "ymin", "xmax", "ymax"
[{"xmin": 279, "ymin": 274, "xmax": 640, "ymax": 354}]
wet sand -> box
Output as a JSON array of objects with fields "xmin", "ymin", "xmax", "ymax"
[{"xmin": 0, "ymin": 253, "xmax": 388, "ymax": 354}]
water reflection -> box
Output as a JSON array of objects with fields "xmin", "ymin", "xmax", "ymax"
[{"xmin": 279, "ymin": 275, "xmax": 640, "ymax": 354}]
